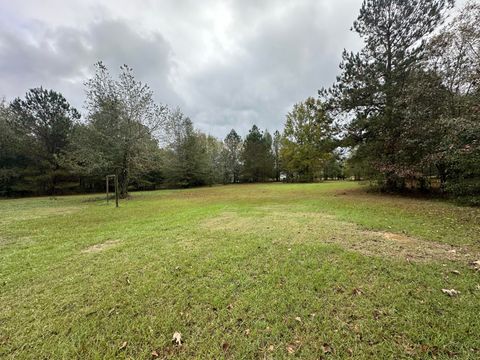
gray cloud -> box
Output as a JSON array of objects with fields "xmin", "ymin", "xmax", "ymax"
[
  {"xmin": 0, "ymin": 18, "xmax": 178, "ymax": 116},
  {"xmin": 0, "ymin": 0, "xmax": 467, "ymax": 138}
]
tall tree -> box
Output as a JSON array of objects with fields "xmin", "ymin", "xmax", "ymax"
[
  {"xmin": 427, "ymin": 0, "xmax": 479, "ymax": 117},
  {"xmin": 202, "ymin": 133, "xmax": 225, "ymax": 185},
  {"xmin": 272, "ymin": 130, "xmax": 282, "ymax": 182},
  {"xmin": 326, "ymin": 0, "xmax": 454, "ymax": 190},
  {"xmin": 241, "ymin": 125, "xmax": 274, "ymax": 182},
  {"xmin": 425, "ymin": 2, "xmax": 480, "ymax": 200},
  {"xmin": 81, "ymin": 62, "xmax": 168, "ymax": 197},
  {"xmin": 223, "ymin": 129, "xmax": 242, "ymax": 183},
  {"xmin": 164, "ymin": 109, "xmax": 211, "ymax": 187},
  {"xmin": 281, "ymin": 97, "xmax": 336, "ymax": 182},
  {"xmin": 0, "ymin": 100, "xmax": 26, "ymax": 195},
  {"xmin": 9, "ymin": 88, "xmax": 80, "ymax": 195}
]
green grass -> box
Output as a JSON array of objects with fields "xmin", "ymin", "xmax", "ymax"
[{"xmin": 1, "ymin": 182, "xmax": 479, "ymax": 359}]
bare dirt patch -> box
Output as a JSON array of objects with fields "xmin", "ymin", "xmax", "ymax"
[
  {"xmin": 82, "ymin": 240, "xmax": 120, "ymax": 253},
  {"xmin": 357, "ymin": 230, "xmax": 474, "ymax": 262},
  {"xmin": 201, "ymin": 208, "xmax": 478, "ymax": 263}
]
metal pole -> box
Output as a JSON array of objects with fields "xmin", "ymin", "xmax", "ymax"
[{"xmin": 115, "ymin": 174, "xmax": 119, "ymax": 208}]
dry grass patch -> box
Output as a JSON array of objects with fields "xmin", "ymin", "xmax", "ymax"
[
  {"xmin": 82, "ymin": 240, "xmax": 120, "ymax": 253},
  {"xmin": 357, "ymin": 230, "xmax": 475, "ymax": 262},
  {"xmin": 0, "ymin": 206, "xmax": 81, "ymax": 225},
  {"xmin": 201, "ymin": 208, "xmax": 478, "ymax": 263}
]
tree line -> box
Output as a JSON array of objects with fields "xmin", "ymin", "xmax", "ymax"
[
  {"xmin": 0, "ymin": 61, "xmax": 343, "ymax": 198},
  {"xmin": 1, "ymin": 0, "xmax": 479, "ymax": 204}
]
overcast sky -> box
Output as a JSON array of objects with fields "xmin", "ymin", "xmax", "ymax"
[{"xmin": 0, "ymin": 0, "xmax": 466, "ymax": 137}]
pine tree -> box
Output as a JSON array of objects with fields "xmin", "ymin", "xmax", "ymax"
[
  {"xmin": 326, "ymin": 0, "xmax": 453, "ymax": 190},
  {"xmin": 9, "ymin": 88, "xmax": 80, "ymax": 195}
]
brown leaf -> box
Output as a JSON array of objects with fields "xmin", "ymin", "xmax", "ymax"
[
  {"xmin": 295, "ymin": 316, "xmax": 302, "ymax": 323},
  {"xmin": 244, "ymin": 328, "xmax": 250, "ymax": 336},
  {"xmin": 227, "ymin": 303, "xmax": 233, "ymax": 310},
  {"xmin": 172, "ymin": 332, "xmax": 182, "ymax": 346},
  {"xmin": 222, "ymin": 342, "xmax": 230, "ymax": 352},
  {"xmin": 286, "ymin": 345, "xmax": 295, "ymax": 354},
  {"xmin": 351, "ymin": 288, "xmax": 363, "ymax": 296},
  {"xmin": 268, "ymin": 345, "xmax": 275, "ymax": 352},
  {"xmin": 321, "ymin": 343, "xmax": 332, "ymax": 354},
  {"xmin": 151, "ymin": 350, "xmax": 159, "ymax": 358},
  {"xmin": 119, "ymin": 341, "xmax": 127, "ymax": 350}
]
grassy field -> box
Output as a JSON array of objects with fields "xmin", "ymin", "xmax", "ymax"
[{"xmin": 1, "ymin": 182, "xmax": 480, "ymax": 359}]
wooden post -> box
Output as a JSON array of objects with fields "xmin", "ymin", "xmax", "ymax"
[
  {"xmin": 114, "ymin": 173, "xmax": 119, "ymax": 208},
  {"xmin": 106, "ymin": 176, "xmax": 109, "ymax": 204}
]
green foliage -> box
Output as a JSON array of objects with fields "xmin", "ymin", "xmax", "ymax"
[
  {"xmin": 281, "ymin": 97, "xmax": 336, "ymax": 182},
  {"xmin": 272, "ymin": 130, "xmax": 282, "ymax": 181},
  {"xmin": 323, "ymin": 150, "xmax": 345, "ymax": 180},
  {"xmin": 324, "ymin": 0, "xmax": 479, "ymax": 202},
  {"xmin": 2, "ymin": 1, "xmax": 479, "ymax": 200},
  {"xmin": 438, "ymin": 117, "xmax": 480, "ymax": 204},
  {"xmin": 223, "ymin": 129, "xmax": 242, "ymax": 183},
  {"xmin": 4, "ymin": 88, "xmax": 80, "ymax": 195},
  {"xmin": 241, "ymin": 125, "xmax": 274, "ymax": 182},
  {"xmin": 163, "ymin": 109, "xmax": 224, "ymax": 187},
  {"xmin": 327, "ymin": 0, "xmax": 454, "ymax": 190},
  {"xmin": 78, "ymin": 62, "xmax": 168, "ymax": 197}
]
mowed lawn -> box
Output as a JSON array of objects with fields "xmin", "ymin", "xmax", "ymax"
[{"xmin": 1, "ymin": 182, "xmax": 480, "ymax": 359}]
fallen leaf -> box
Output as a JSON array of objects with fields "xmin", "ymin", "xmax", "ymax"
[
  {"xmin": 347, "ymin": 348, "xmax": 353, "ymax": 356},
  {"xmin": 287, "ymin": 345, "xmax": 295, "ymax": 354},
  {"xmin": 450, "ymin": 270, "xmax": 461, "ymax": 275},
  {"xmin": 227, "ymin": 303, "xmax": 233, "ymax": 310},
  {"xmin": 222, "ymin": 342, "xmax": 230, "ymax": 352},
  {"xmin": 295, "ymin": 316, "xmax": 302, "ymax": 323},
  {"xmin": 244, "ymin": 329, "xmax": 250, "ymax": 335},
  {"xmin": 470, "ymin": 260, "xmax": 480, "ymax": 271},
  {"xmin": 172, "ymin": 332, "xmax": 182, "ymax": 346},
  {"xmin": 268, "ymin": 345, "xmax": 274, "ymax": 352},
  {"xmin": 321, "ymin": 343, "xmax": 332, "ymax": 354},
  {"xmin": 151, "ymin": 350, "xmax": 159, "ymax": 357},
  {"xmin": 119, "ymin": 341, "xmax": 127, "ymax": 350},
  {"xmin": 351, "ymin": 288, "xmax": 363, "ymax": 296},
  {"xmin": 441, "ymin": 288, "xmax": 460, "ymax": 297}
]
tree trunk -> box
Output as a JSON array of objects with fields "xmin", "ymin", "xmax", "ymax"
[{"xmin": 119, "ymin": 152, "xmax": 129, "ymax": 198}]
